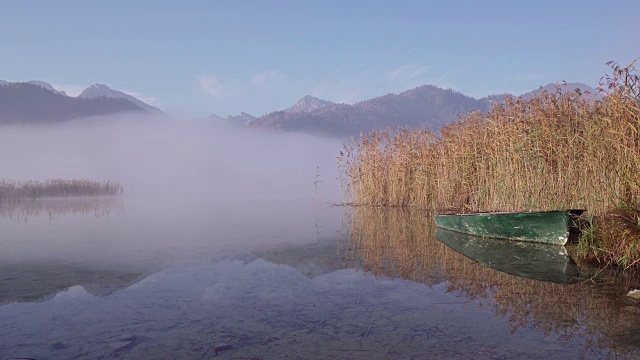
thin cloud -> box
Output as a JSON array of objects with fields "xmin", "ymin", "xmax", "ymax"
[
  {"xmin": 385, "ymin": 64, "xmax": 455, "ymax": 90},
  {"xmin": 309, "ymin": 65, "xmax": 456, "ymax": 105},
  {"xmin": 386, "ymin": 64, "xmax": 432, "ymax": 82},
  {"xmin": 312, "ymin": 81, "xmax": 361, "ymax": 104},
  {"xmin": 198, "ymin": 73, "xmax": 224, "ymax": 99},
  {"xmin": 309, "ymin": 70, "xmax": 374, "ymax": 104},
  {"xmin": 252, "ymin": 70, "xmax": 281, "ymax": 86},
  {"xmin": 509, "ymin": 73, "xmax": 547, "ymax": 82}
]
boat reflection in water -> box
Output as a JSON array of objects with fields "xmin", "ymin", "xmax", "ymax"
[
  {"xmin": 346, "ymin": 207, "xmax": 640, "ymax": 358},
  {"xmin": 435, "ymin": 228, "xmax": 584, "ymax": 284}
]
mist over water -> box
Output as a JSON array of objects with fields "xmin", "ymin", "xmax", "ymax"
[
  {"xmin": 0, "ymin": 115, "xmax": 346, "ymax": 269},
  {"xmin": 0, "ymin": 115, "xmax": 344, "ymax": 200}
]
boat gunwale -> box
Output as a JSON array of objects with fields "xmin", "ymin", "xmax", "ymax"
[{"xmin": 435, "ymin": 209, "xmax": 585, "ymax": 217}]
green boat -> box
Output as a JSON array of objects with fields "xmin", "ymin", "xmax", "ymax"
[
  {"xmin": 434, "ymin": 210, "xmax": 584, "ymax": 245},
  {"xmin": 435, "ymin": 228, "xmax": 583, "ymax": 284}
]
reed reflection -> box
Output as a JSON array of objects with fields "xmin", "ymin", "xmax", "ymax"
[
  {"xmin": 346, "ymin": 206, "xmax": 640, "ymax": 356},
  {"xmin": 0, "ymin": 196, "xmax": 123, "ymax": 221}
]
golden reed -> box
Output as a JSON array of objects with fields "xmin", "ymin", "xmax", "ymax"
[{"xmin": 339, "ymin": 61, "xmax": 640, "ymax": 268}]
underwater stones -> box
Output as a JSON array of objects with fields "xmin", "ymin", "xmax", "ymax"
[{"xmin": 627, "ymin": 289, "xmax": 640, "ymax": 299}]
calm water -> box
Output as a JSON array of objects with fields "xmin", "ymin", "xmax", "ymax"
[{"xmin": 1, "ymin": 195, "xmax": 639, "ymax": 359}]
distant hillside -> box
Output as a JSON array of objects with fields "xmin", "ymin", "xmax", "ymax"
[
  {"xmin": 478, "ymin": 83, "xmax": 599, "ymax": 109},
  {"xmin": 285, "ymin": 95, "xmax": 336, "ymax": 114},
  {"xmin": 0, "ymin": 82, "xmax": 145, "ymax": 125},
  {"xmin": 250, "ymin": 85, "xmax": 491, "ymax": 137},
  {"xmin": 79, "ymin": 84, "xmax": 164, "ymax": 114},
  {"xmin": 478, "ymin": 93, "xmax": 512, "ymax": 107}
]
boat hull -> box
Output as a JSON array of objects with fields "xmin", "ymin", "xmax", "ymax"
[{"xmin": 434, "ymin": 210, "xmax": 583, "ymax": 245}]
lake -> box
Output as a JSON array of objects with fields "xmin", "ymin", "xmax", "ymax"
[{"xmin": 1, "ymin": 195, "xmax": 639, "ymax": 359}]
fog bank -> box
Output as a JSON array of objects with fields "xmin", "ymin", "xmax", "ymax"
[{"xmin": 0, "ymin": 114, "xmax": 345, "ymax": 203}]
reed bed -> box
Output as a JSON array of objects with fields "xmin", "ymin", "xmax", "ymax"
[
  {"xmin": 0, "ymin": 179, "xmax": 124, "ymax": 202},
  {"xmin": 339, "ymin": 62, "xmax": 640, "ymax": 268}
]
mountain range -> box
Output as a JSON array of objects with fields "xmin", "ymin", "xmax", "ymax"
[
  {"xmin": 236, "ymin": 82, "xmax": 598, "ymax": 137},
  {"xmin": 0, "ymin": 78, "xmax": 597, "ymax": 136},
  {"xmin": 241, "ymin": 86, "xmax": 488, "ymax": 136},
  {"xmin": 0, "ymin": 80, "xmax": 163, "ymax": 125}
]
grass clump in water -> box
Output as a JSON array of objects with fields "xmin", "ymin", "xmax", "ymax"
[
  {"xmin": 338, "ymin": 60, "xmax": 640, "ymax": 269},
  {"xmin": 580, "ymin": 205, "xmax": 640, "ymax": 270},
  {"xmin": 0, "ymin": 179, "xmax": 124, "ymax": 203}
]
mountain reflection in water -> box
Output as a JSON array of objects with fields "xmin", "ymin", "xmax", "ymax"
[
  {"xmin": 1, "ymin": 199, "xmax": 640, "ymax": 359},
  {"xmin": 0, "ymin": 262, "xmax": 144, "ymax": 304}
]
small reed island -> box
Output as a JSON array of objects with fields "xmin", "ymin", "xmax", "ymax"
[
  {"xmin": 0, "ymin": 179, "xmax": 124, "ymax": 203},
  {"xmin": 339, "ymin": 60, "xmax": 640, "ymax": 270}
]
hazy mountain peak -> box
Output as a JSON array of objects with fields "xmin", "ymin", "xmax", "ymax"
[
  {"xmin": 208, "ymin": 113, "xmax": 226, "ymax": 122},
  {"xmin": 250, "ymin": 83, "xmax": 491, "ymax": 137},
  {"xmin": 79, "ymin": 83, "xmax": 163, "ymax": 114},
  {"xmin": 27, "ymin": 81, "xmax": 67, "ymax": 96},
  {"xmin": 0, "ymin": 82, "xmax": 145, "ymax": 125},
  {"xmin": 287, "ymin": 95, "xmax": 335, "ymax": 114},
  {"xmin": 79, "ymin": 84, "xmax": 116, "ymax": 98},
  {"xmin": 239, "ymin": 111, "xmax": 252, "ymax": 116},
  {"xmin": 0, "ymin": 80, "xmax": 67, "ymax": 95},
  {"xmin": 208, "ymin": 112, "xmax": 256, "ymax": 126},
  {"xmin": 87, "ymin": 83, "xmax": 111, "ymax": 91},
  {"xmin": 229, "ymin": 112, "xmax": 257, "ymax": 125}
]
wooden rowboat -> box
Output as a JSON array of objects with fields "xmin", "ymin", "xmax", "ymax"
[{"xmin": 434, "ymin": 210, "xmax": 584, "ymax": 245}]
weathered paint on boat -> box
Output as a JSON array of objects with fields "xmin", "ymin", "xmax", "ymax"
[
  {"xmin": 434, "ymin": 210, "xmax": 584, "ymax": 245},
  {"xmin": 435, "ymin": 228, "xmax": 584, "ymax": 284}
]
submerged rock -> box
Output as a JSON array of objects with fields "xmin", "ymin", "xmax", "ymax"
[
  {"xmin": 51, "ymin": 341, "xmax": 67, "ymax": 350},
  {"xmin": 626, "ymin": 289, "xmax": 640, "ymax": 299},
  {"xmin": 214, "ymin": 344, "xmax": 233, "ymax": 355}
]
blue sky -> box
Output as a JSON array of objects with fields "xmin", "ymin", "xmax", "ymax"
[{"xmin": 2, "ymin": 0, "xmax": 639, "ymax": 117}]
